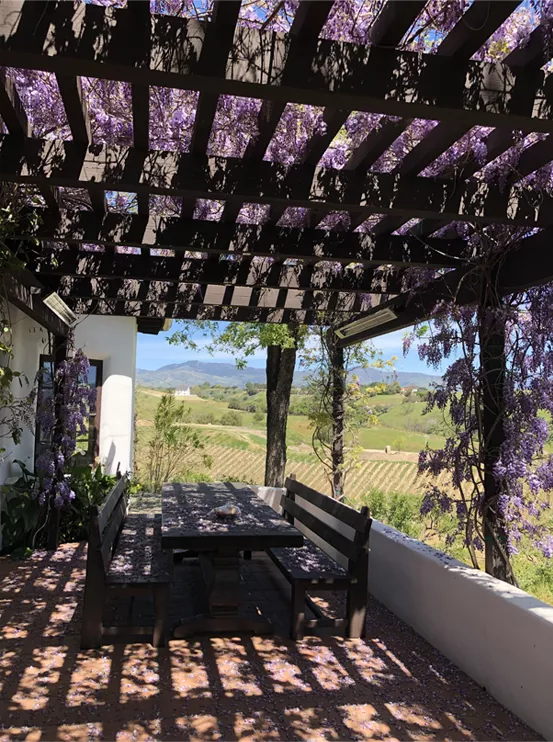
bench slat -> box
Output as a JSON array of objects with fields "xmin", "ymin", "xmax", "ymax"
[
  {"xmin": 100, "ymin": 496, "xmax": 128, "ymax": 572},
  {"xmin": 107, "ymin": 513, "xmax": 173, "ymax": 585},
  {"xmin": 268, "ymin": 543, "xmax": 350, "ymax": 583},
  {"xmin": 285, "ymin": 477, "xmax": 370, "ymax": 534},
  {"xmin": 283, "ymin": 498, "xmax": 359, "ymax": 562},
  {"xmin": 98, "ymin": 476, "xmax": 127, "ymax": 534}
]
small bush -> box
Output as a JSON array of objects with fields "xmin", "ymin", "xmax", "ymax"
[
  {"xmin": 197, "ymin": 412, "xmax": 216, "ymax": 425},
  {"xmin": 363, "ymin": 489, "xmax": 423, "ymax": 539},
  {"xmin": 220, "ymin": 411, "xmax": 243, "ymax": 426}
]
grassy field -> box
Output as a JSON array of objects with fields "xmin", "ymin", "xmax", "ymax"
[{"xmin": 135, "ymin": 387, "xmax": 447, "ymax": 453}]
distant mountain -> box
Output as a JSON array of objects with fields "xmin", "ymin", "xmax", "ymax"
[{"xmin": 136, "ymin": 360, "xmax": 441, "ymax": 389}]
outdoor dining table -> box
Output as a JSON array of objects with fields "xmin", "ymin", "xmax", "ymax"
[{"xmin": 161, "ymin": 481, "xmax": 304, "ymax": 638}]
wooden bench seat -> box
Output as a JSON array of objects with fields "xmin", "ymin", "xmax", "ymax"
[
  {"xmin": 268, "ymin": 476, "xmax": 372, "ymax": 640},
  {"xmin": 107, "ymin": 514, "xmax": 173, "ymax": 584},
  {"xmin": 268, "ymin": 544, "xmax": 349, "ymax": 584},
  {"xmin": 81, "ymin": 477, "xmax": 173, "ymax": 649}
]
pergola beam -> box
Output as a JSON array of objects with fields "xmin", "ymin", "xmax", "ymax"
[
  {"xmin": 44, "ymin": 277, "xmax": 374, "ymax": 314},
  {"xmin": 28, "ymin": 211, "xmax": 465, "ymax": 268},
  {"xmin": 66, "ymin": 298, "xmax": 335, "ymax": 326},
  {"xmin": 2, "ymin": 136, "xmax": 551, "ymax": 228},
  {"xmin": 2, "ymin": 271, "xmax": 69, "ymax": 336},
  {"xmin": 243, "ymin": 1, "xmax": 334, "ymax": 161},
  {"xmin": 189, "ymin": 0, "xmax": 241, "ymax": 157},
  {"xmin": 33, "ymin": 250, "xmax": 403, "ymax": 294},
  {"xmin": 1, "ymin": 2, "xmax": 552, "ymax": 134}
]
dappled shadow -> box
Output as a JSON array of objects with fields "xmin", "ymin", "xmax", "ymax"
[{"xmin": 0, "ymin": 543, "xmax": 541, "ymax": 741}]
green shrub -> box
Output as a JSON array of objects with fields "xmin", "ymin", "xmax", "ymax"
[
  {"xmin": 60, "ymin": 464, "xmax": 118, "ymax": 543},
  {"xmin": 196, "ymin": 412, "xmax": 216, "ymax": 425},
  {"xmin": 0, "ymin": 461, "xmax": 41, "ymax": 554},
  {"xmin": 220, "ymin": 411, "xmax": 243, "ymax": 426},
  {"xmin": 0, "ymin": 462, "xmax": 117, "ymax": 554},
  {"xmin": 362, "ymin": 489, "xmax": 423, "ymax": 539}
]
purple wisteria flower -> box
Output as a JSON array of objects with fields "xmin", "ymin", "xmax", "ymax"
[{"xmin": 35, "ymin": 344, "xmax": 96, "ymax": 507}]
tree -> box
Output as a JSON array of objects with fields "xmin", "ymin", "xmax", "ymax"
[
  {"xmin": 170, "ymin": 321, "xmax": 308, "ymax": 487},
  {"xmin": 303, "ymin": 327, "xmax": 392, "ymax": 499},
  {"xmin": 145, "ymin": 394, "xmax": 204, "ymax": 493}
]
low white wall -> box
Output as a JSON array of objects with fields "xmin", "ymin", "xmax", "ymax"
[
  {"xmin": 254, "ymin": 485, "xmax": 553, "ymax": 739},
  {"xmin": 369, "ymin": 523, "xmax": 553, "ymax": 740},
  {"xmin": 74, "ymin": 315, "xmax": 137, "ymax": 475}
]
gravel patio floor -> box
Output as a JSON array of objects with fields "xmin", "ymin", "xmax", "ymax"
[{"xmin": 0, "ymin": 537, "xmax": 541, "ymax": 742}]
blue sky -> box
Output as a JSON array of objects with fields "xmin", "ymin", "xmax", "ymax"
[{"xmin": 136, "ymin": 322, "xmax": 442, "ymax": 375}]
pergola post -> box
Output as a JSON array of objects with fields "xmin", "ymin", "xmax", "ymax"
[
  {"xmin": 46, "ymin": 334, "xmax": 66, "ymax": 551},
  {"xmin": 478, "ymin": 281, "xmax": 510, "ymax": 582},
  {"xmin": 329, "ymin": 333, "xmax": 346, "ymax": 501}
]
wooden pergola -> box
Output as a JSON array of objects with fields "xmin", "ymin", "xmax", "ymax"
[{"xmin": 1, "ymin": 0, "xmax": 553, "ymax": 338}]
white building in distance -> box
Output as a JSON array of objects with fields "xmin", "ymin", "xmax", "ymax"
[{"xmin": 174, "ymin": 387, "xmax": 191, "ymax": 397}]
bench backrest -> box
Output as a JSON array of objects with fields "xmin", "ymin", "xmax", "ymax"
[
  {"xmin": 281, "ymin": 475, "xmax": 372, "ymax": 574},
  {"xmin": 86, "ymin": 475, "xmax": 129, "ymax": 578}
]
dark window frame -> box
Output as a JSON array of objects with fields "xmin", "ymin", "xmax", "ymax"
[{"xmin": 35, "ymin": 356, "xmax": 103, "ymax": 468}]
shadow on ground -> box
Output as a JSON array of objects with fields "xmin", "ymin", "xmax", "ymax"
[{"xmin": 0, "ymin": 530, "xmax": 540, "ymax": 741}]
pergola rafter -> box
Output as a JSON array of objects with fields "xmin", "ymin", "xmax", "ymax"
[
  {"xmin": 41, "ymin": 278, "xmax": 375, "ymax": 315},
  {"xmin": 31, "ymin": 250, "xmax": 403, "ymax": 294}
]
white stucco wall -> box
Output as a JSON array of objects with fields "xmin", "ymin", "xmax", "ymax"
[
  {"xmin": 368, "ymin": 522, "xmax": 553, "ymax": 741},
  {"xmin": 254, "ymin": 485, "xmax": 553, "ymax": 740},
  {"xmin": 0, "ymin": 304, "xmax": 47, "ymax": 484},
  {"xmin": 74, "ymin": 315, "xmax": 137, "ymax": 476}
]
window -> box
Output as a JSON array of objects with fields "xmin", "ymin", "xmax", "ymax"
[{"xmin": 35, "ymin": 356, "xmax": 103, "ymax": 468}]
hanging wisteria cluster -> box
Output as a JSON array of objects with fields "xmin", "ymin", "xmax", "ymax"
[{"xmin": 35, "ymin": 345, "xmax": 97, "ymax": 508}]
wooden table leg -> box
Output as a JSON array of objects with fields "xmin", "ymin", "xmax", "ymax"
[{"xmin": 173, "ymin": 549, "xmax": 273, "ymax": 639}]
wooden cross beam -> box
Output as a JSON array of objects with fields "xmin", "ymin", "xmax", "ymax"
[
  {"xmin": 32, "ymin": 250, "xmax": 404, "ymax": 294},
  {"xmin": 335, "ymin": 227, "xmax": 553, "ymax": 346},
  {"xmin": 351, "ymin": 0, "xmax": 528, "ymax": 231},
  {"xmin": 65, "ymin": 298, "xmax": 336, "ymax": 326},
  {"xmin": 2, "ymin": 136, "xmax": 550, "ymax": 228},
  {"xmin": 28, "ymin": 211, "xmax": 465, "ymax": 268},
  {"xmin": 43, "ymin": 276, "xmax": 375, "ymax": 314}
]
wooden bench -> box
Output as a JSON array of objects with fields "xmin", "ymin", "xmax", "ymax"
[
  {"xmin": 81, "ymin": 476, "xmax": 173, "ymax": 649},
  {"xmin": 268, "ymin": 476, "xmax": 372, "ymax": 640}
]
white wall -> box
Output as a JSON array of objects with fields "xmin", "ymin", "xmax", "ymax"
[
  {"xmin": 0, "ymin": 304, "xmax": 47, "ymax": 484},
  {"xmin": 74, "ymin": 315, "xmax": 137, "ymax": 476},
  {"xmin": 254, "ymin": 485, "xmax": 553, "ymax": 740},
  {"xmin": 368, "ymin": 523, "xmax": 553, "ymax": 741}
]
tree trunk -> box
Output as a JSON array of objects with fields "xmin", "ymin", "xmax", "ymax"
[
  {"xmin": 265, "ymin": 331, "xmax": 298, "ymax": 487},
  {"xmin": 479, "ymin": 286, "xmax": 511, "ymax": 583},
  {"xmin": 46, "ymin": 334, "xmax": 66, "ymax": 551},
  {"xmin": 330, "ymin": 335, "xmax": 346, "ymax": 500}
]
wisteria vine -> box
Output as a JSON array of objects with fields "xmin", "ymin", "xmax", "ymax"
[
  {"xmin": 35, "ymin": 341, "xmax": 96, "ymax": 508},
  {"xmin": 404, "ymin": 228, "xmax": 553, "ymax": 580}
]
